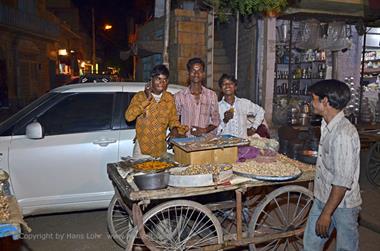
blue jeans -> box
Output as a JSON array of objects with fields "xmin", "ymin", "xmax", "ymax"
[{"xmin": 303, "ymin": 199, "xmax": 360, "ymax": 251}]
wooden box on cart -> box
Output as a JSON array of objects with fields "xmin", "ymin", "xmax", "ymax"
[{"xmin": 173, "ymin": 145, "xmax": 238, "ymax": 165}]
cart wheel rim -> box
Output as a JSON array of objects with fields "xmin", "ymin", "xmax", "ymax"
[
  {"xmin": 248, "ymin": 185, "xmax": 313, "ymax": 251},
  {"xmin": 107, "ymin": 195, "xmax": 133, "ymax": 248},
  {"xmin": 367, "ymin": 142, "xmax": 380, "ymax": 186},
  {"xmin": 126, "ymin": 200, "xmax": 223, "ymax": 251}
]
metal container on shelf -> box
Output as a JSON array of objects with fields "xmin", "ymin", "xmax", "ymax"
[
  {"xmin": 288, "ymin": 107, "xmax": 300, "ymax": 125},
  {"xmin": 299, "ymin": 113, "xmax": 310, "ymax": 126},
  {"xmin": 301, "ymin": 102, "xmax": 311, "ymax": 114}
]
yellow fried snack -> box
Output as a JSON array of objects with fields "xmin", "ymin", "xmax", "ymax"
[{"xmin": 134, "ymin": 161, "xmax": 174, "ymax": 171}]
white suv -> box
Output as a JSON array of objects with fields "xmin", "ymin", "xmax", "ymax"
[{"xmin": 0, "ymin": 82, "xmax": 184, "ymax": 216}]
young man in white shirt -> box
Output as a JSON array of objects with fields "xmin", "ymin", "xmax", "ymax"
[
  {"xmin": 303, "ymin": 79, "xmax": 361, "ymax": 251},
  {"xmin": 217, "ymin": 74, "xmax": 268, "ymax": 138}
]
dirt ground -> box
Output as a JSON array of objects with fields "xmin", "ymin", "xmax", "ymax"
[{"xmin": 3, "ymin": 152, "xmax": 380, "ymax": 251}]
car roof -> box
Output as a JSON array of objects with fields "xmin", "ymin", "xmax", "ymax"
[{"xmin": 52, "ymin": 82, "xmax": 186, "ymax": 93}]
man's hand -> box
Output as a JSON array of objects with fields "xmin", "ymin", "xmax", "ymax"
[
  {"xmin": 314, "ymin": 185, "xmax": 347, "ymax": 239},
  {"xmin": 169, "ymin": 127, "xmax": 186, "ymax": 138},
  {"xmin": 169, "ymin": 127, "xmax": 179, "ymax": 138},
  {"xmin": 190, "ymin": 126, "xmax": 206, "ymax": 137},
  {"xmin": 223, "ymin": 109, "xmax": 234, "ymax": 124},
  {"xmin": 247, "ymin": 127, "xmax": 256, "ymax": 136},
  {"xmin": 144, "ymin": 82, "xmax": 153, "ymax": 101},
  {"xmin": 316, "ymin": 211, "xmax": 332, "ymax": 238}
]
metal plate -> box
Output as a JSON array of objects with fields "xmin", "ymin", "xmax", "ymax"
[{"xmin": 233, "ymin": 170, "xmax": 302, "ymax": 182}]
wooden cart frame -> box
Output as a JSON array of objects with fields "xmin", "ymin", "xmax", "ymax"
[{"xmin": 107, "ymin": 162, "xmax": 315, "ymax": 250}]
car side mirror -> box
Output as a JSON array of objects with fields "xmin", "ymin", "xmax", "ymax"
[{"xmin": 26, "ymin": 121, "xmax": 44, "ymax": 139}]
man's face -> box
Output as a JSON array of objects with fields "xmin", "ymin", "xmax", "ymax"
[
  {"xmin": 311, "ymin": 94, "xmax": 324, "ymax": 115},
  {"xmin": 221, "ymin": 79, "xmax": 237, "ymax": 96},
  {"xmin": 189, "ymin": 63, "xmax": 205, "ymax": 84},
  {"xmin": 151, "ymin": 74, "xmax": 168, "ymax": 94}
]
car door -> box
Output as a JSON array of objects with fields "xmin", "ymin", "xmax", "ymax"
[
  {"xmin": 117, "ymin": 92, "xmax": 137, "ymax": 159},
  {"xmin": 9, "ymin": 92, "xmax": 118, "ymax": 215}
]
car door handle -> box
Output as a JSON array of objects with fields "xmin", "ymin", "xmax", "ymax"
[{"xmin": 93, "ymin": 139, "xmax": 117, "ymax": 147}]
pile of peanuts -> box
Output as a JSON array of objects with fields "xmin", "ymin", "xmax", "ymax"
[
  {"xmin": 176, "ymin": 164, "xmax": 231, "ymax": 176},
  {"xmin": 232, "ymin": 160, "xmax": 300, "ymax": 177},
  {"xmin": 0, "ymin": 195, "xmax": 10, "ymax": 221}
]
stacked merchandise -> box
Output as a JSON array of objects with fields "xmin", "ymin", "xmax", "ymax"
[
  {"xmin": 361, "ymin": 97, "xmax": 373, "ymax": 123},
  {"xmin": 344, "ymin": 76, "xmax": 360, "ymax": 123}
]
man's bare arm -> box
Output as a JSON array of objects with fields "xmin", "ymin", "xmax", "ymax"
[{"xmin": 316, "ymin": 185, "xmax": 347, "ymax": 237}]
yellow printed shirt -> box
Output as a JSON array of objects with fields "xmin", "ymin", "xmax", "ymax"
[{"xmin": 125, "ymin": 91, "xmax": 185, "ymax": 157}]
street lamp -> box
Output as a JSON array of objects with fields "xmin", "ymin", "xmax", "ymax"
[
  {"xmin": 91, "ymin": 8, "xmax": 113, "ymax": 74},
  {"xmin": 92, "ymin": 8, "xmax": 96, "ymax": 73},
  {"xmin": 104, "ymin": 24, "xmax": 112, "ymax": 30}
]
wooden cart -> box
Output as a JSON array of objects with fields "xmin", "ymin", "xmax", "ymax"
[{"xmin": 106, "ymin": 160, "xmax": 315, "ymax": 251}]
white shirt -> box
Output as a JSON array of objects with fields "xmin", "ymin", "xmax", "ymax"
[
  {"xmin": 314, "ymin": 111, "xmax": 362, "ymax": 208},
  {"xmin": 218, "ymin": 97, "xmax": 265, "ymax": 139},
  {"xmin": 151, "ymin": 92, "xmax": 162, "ymax": 102}
]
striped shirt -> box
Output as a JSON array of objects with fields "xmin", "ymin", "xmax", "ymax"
[
  {"xmin": 314, "ymin": 111, "xmax": 362, "ymax": 208},
  {"xmin": 174, "ymin": 86, "xmax": 220, "ymax": 136},
  {"xmin": 218, "ymin": 97, "xmax": 265, "ymax": 139}
]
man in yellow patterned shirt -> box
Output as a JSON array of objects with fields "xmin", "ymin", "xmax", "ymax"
[{"xmin": 125, "ymin": 65, "xmax": 188, "ymax": 158}]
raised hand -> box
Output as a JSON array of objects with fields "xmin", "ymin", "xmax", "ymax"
[
  {"xmin": 144, "ymin": 81, "xmax": 153, "ymax": 101},
  {"xmin": 223, "ymin": 108, "xmax": 234, "ymax": 124}
]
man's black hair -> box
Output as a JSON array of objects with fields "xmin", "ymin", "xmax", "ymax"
[
  {"xmin": 186, "ymin": 57, "xmax": 205, "ymax": 72},
  {"xmin": 218, "ymin": 74, "xmax": 238, "ymax": 88},
  {"xmin": 309, "ymin": 79, "xmax": 351, "ymax": 110},
  {"xmin": 151, "ymin": 64, "xmax": 169, "ymax": 79}
]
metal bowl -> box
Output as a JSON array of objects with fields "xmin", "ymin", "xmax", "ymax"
[
  {"xmin": 297, "ymin": 150, "xmax": 318, "ymax": 164},
  {"xmin": 133, "ymin": 171, "xmax": 169, "ymax": 190}
]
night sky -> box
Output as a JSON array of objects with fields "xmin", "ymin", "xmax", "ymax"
[{"xmin": 71, "ymin": 0, "xmax": 154, "ymax": 75}]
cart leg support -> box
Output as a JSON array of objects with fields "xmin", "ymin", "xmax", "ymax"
[
  {"xmin": 132, "ymin": 204, "xmax": 159, "ymax": 251},
  {"xmin": 235, "ymin": 189, "xmax": 243, "ymax": 241}
]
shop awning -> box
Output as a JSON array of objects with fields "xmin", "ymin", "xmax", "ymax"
[{"xmin": 281, "ymin": 0, "xmax": 380, "ymax": 26}]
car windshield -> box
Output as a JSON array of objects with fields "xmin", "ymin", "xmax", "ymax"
[{"xmin": 0, "ymin": 92, "xmax": 57, "ymax": 134}]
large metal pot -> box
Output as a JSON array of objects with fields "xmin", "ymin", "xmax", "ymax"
[{"xmin": 133, "ymin": 171, "xmax": 169, "ymax": 190}]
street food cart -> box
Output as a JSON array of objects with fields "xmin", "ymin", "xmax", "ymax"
[{"xmin": 106, "ymin": 136, "xmax": 315, "ymax": 250}]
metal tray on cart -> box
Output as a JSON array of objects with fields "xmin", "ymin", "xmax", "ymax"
[
  {"xmin": 233, "ymin": 169, "xmax": 302, "ymax": 182},
  {"xmin": 168, "ymin": 164, "xmax": 233, "ymax": 187},
  {"xmin": 171, "ymin": 134, "xmax": 250, "ymax": 152}
]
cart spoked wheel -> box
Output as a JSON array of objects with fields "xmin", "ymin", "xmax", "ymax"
[
  {"xmin": 366, "ymin": 142, "xmax": 380, "ymax": 186},
  {"xmin": 107, "ymin": 195, "xmax": 133, "ymax": 248},
  {"xmin": 126, "ymin": 200, "xmax": 223, "ymax": 251},
  {"xmin": 248, "ymin": 185, "xmax": 313, "ymax": 251}
]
